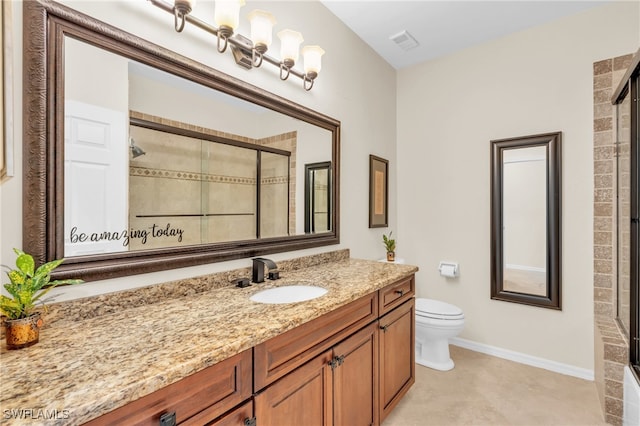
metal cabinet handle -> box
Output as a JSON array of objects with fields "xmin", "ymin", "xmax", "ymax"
[
  {"xmin": 328, "ymin": 355, "xmax": 345, "ymax": 369},
  {"xmin": 159, "ymin": 412, "xmax": 176, "ymax": 426},
  {"xmin": 380, "ymin": 325, "xmax": 389, "ymax": 332},
  {"xmin": 395, "ymin": 289, "xmax": 404, "ymax": 296}
]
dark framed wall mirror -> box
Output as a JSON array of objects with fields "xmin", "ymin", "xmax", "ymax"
[
  {"xmin": 304, "ymin": 162, "xmax": 332, "ymax": 234},
  {"xmin": 22, "ymin": 0, "xmax": 340, "ymax": 281},
  {"xmin": 490, "ymin": 132, "xmax": 562, "ymax": 309}
]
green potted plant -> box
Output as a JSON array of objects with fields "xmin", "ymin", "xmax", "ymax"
[
  {"xmin": 382, "ymin": 232, "xmax": 396, "ymax": 262},
  {"xmin": 0, "ymin": 249, "xmax": 82, "ymax": 350}
]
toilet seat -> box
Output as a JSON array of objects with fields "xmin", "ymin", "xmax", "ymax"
[{"xmin": 416, "ymin": 298, "xmax": 464, "ymax": 321}]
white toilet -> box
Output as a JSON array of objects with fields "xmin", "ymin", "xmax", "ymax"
[{"xmin": 415, "ymin": 298, "xmax": 465, "ymax": 371}]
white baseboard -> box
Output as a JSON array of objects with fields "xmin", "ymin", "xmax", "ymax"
[
  {"xmin": 505, "ymin": 263, "xmax": 545, "ymax": 273},
  {"xmin": 450, "ymin": 337, "xmax": 594, "ymax": 381}
]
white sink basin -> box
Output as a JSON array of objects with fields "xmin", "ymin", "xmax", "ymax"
[{"xmin": 250, "ymin": 285, "xmax": 328, "ymax": 304}]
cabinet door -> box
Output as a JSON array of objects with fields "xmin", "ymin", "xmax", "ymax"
[
  {"xmin": 379, "ymin": 299, "xmax": 415, "ymax": 422},
  {"xmin": 333, "ymin": 322, "xmax": 379, "ymax": 426},
  {"xmin": 254, "ymin": 349, "xmax": 333, "ymax": 426}
]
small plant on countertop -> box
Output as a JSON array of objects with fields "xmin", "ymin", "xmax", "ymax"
[
  {"xmin": 1, "ymin": 248, "xmax": 82, "ymax": 349},
  {"xmin": 382, "ymin": 232, "xmax": 396, "ymax": 261}
]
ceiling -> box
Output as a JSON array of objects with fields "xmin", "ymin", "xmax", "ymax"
[{"xmin": 320, "ymin": 1, "xmax": 609, "ymax": 69}]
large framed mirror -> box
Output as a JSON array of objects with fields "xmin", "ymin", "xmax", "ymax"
[
  {"xmin": 22, "ymin": 0, "xmax": 340, "ymax": 281},
  {"xmin": 490, "ymin": 132, "xmax": 561, "ymax": 309}
]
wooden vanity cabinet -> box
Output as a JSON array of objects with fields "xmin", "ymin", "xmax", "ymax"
[
  {"xmin": 253, "ymin": 275, "xmax": 414, "ymax": 426},
  {"xmin": 379, "ymin": 298, "xmax": 415, "ymax": 422},
  {"xmin": 84, "ymin": 349, "xmax": 252, "ymax": 426},
  {"xmin": 378, "ymin": 275, "xmax": 416, "ymax": 422},
  {"xmin": 83, "ymin": 274, "xmax": 416, "ymax": 426},
  {"xmin": 254, "ymin": 322, "xmax": 379, "ymax": 426},
  {"xmin": 253, "ymin": 292, "xmax": 378, "ymax": 390},
  {"xmin": 253, "ymin": 293, "xmax": 379, "ymax": 426}
]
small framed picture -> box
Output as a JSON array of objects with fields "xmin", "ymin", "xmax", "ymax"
[{"xmin": 369, "ymin": 155, "xmax": 388, "ymax": 228}]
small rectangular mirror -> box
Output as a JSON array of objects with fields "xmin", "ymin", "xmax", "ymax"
[{"xmin": 491, "ymin": 132, "xmax": 562, "ymax": 309}]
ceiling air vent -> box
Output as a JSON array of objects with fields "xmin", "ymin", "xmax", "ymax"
[{"xmin": 389, "ymin": 30, "xmax": 419, "ymax": 51}]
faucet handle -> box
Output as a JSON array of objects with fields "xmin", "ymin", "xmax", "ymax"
[
  {"xmin": 268, "ymin": 270, "xmax": 280, "ymax": 280},
  {"xmin": 233, "ymin": 277, "xmax": 251, "ymax": 288}
]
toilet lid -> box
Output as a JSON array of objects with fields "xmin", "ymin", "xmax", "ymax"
[{"xmin": 416, "ymin": 298, "xmax": 464, "ymax": 319}]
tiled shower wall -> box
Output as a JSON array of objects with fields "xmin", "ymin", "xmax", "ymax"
[
  {"xmin": 593, "ymin": 53, "xmax": 633, "ymax": 426},
  {"xmin": 128, "ymin": 112, "xmax": 296, "ymax": 250}
]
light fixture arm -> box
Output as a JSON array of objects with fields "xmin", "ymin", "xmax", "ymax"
[
  {"xmin": 252, "ymin": 50, "xmax": 264, "ymax": 68},
  {"xmin": 174, "ymin": 8, "xmax": 187, "ymax": 32},
  {"xmin": 216, "ymin": 25, "xmax": 233, "ymax": 53},
  {"xmin": 303, "ymin": 76, "xmax": 314, "ymax": 91},
  {"xmin": 149, "ymin": 0, "xmax": 314, "ymax": 88},
  {"xmin": 303, "ymin": 71, "xmax": 317, "ymax": 91},
  {"xmin": 280, "ymin": 58, "xmax": 294, "ymax": 80},
  {"xmin": 252, "ymin": 43, "xmax": 268, "ymax": 68}
]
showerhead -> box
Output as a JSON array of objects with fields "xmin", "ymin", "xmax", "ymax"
[{"xmin": 129, "ymin": 137, "xmax": 146, "ymax": 159}]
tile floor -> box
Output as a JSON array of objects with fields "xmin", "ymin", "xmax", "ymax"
[{"xmin": 383, "ymin": 345, "xmax": 607, "ymax": 426}]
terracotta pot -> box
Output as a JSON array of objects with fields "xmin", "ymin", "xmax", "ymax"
[
  {"xmin": 4, "ymin": 313, "xmax": 43, "ymax": 350},
  {"xmin": 386, "ymin": 251, "xmax": 395, "ymax": 262}
]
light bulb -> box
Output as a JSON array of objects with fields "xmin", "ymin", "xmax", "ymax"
[
  {"xmin": 248, "ymin": 10, "xmax": 276, "ymax": 53},
  {"xmin": 302, "ymin": 45, "xmax": 325, "ymax": 76},
  {"xmin": 277, "ymin": 29, "xmax": 303, "ymax": 67},
  {"xmin": 214, "ymin": 0, "xmax": 245, "ymax": 31}
]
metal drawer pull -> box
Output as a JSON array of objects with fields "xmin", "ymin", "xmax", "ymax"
[
  {"xmin": 329, "ymin": 355, "xmax": 345, "ymax": 369},
  {"xmin": 159, "ymin": 412, "xmax": 176, "ymax": 426},
  {"xmin": 395, "ymin": 289, "xmax": 404, "ymax": 296}
]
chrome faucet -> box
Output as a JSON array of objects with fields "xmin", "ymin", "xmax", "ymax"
[{"xmin": 252, "ymin": 258, "xmax": 278, "ymax": 283}]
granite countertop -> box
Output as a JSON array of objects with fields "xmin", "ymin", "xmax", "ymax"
[{"xmin": 0, "ymin": 257, "xmax": 417, "ymax": 425}]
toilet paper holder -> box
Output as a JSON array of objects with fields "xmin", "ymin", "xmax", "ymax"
[{"xmin": 438, "ymin": 261, "xmax": 459, "ymax": 277}]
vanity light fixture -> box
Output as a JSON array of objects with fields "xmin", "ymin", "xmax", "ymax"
[{"xmin": 149, "ymin": 0, "xmax": 324, "ymax": 91}]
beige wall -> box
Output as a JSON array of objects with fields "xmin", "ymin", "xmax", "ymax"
[
  {"xmin": 3, "ymin": 0, "xmax": 637, "ymax": 375},
  {"xmin": 0, "ymin": 0, "xmax": 397, "ymax": 300},
  {"xmin": 397, "ymin": 1, "xmax": 639, "ymax": 371}
]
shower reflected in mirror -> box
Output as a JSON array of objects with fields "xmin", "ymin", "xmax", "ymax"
[{"xmin": 129, "ymin": 137, "xmax": 146, "ymax": 159}]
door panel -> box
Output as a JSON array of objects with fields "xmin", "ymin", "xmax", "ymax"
[
  {"xmin": 333, "ymin": 322, "xmax": 378, "ymax": 426},
  {"xmin": 64, "ymin": 100, "xmax": 127, "ymax": 256},
  {"xmin": 255, "ymin": 349, "xmax": 333, "ymax": 426}
]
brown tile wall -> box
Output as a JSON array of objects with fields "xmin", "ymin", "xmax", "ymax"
[{"xmin": 593, "ymin": 53, "xmax": 633, "ymax": 426}]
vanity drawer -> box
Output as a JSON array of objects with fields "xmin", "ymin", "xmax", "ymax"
[
  {"xmin": 84, "ymin": 349, "xmax": 252, "ymax": 426},
  {"xmin": 379, "ymin": 275, "xmax": 415, "ymax": 316},
  {"xmin": 254, "ymin": 292, "xmax": 378, "ymax": 391}
]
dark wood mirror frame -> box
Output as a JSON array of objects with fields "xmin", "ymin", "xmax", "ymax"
[
  {"xmin": 490, "ymin": 132, "xmax": 561, "ymax": 309},
  {"xmin": 22, "ymin": 0, "xmax": 340, "ymax": 281},
  {"xmin": 304, "ymin": 161, "xmax": 332, "ymax": 233}
]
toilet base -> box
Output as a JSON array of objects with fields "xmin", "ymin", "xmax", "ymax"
[
  {"xmin": 415, "ymin": 339, "xmax": 457, "ymax": 371},
  {"xmin": 416, "ymin": 356, "xmax": 455, "ymax": 371}
]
